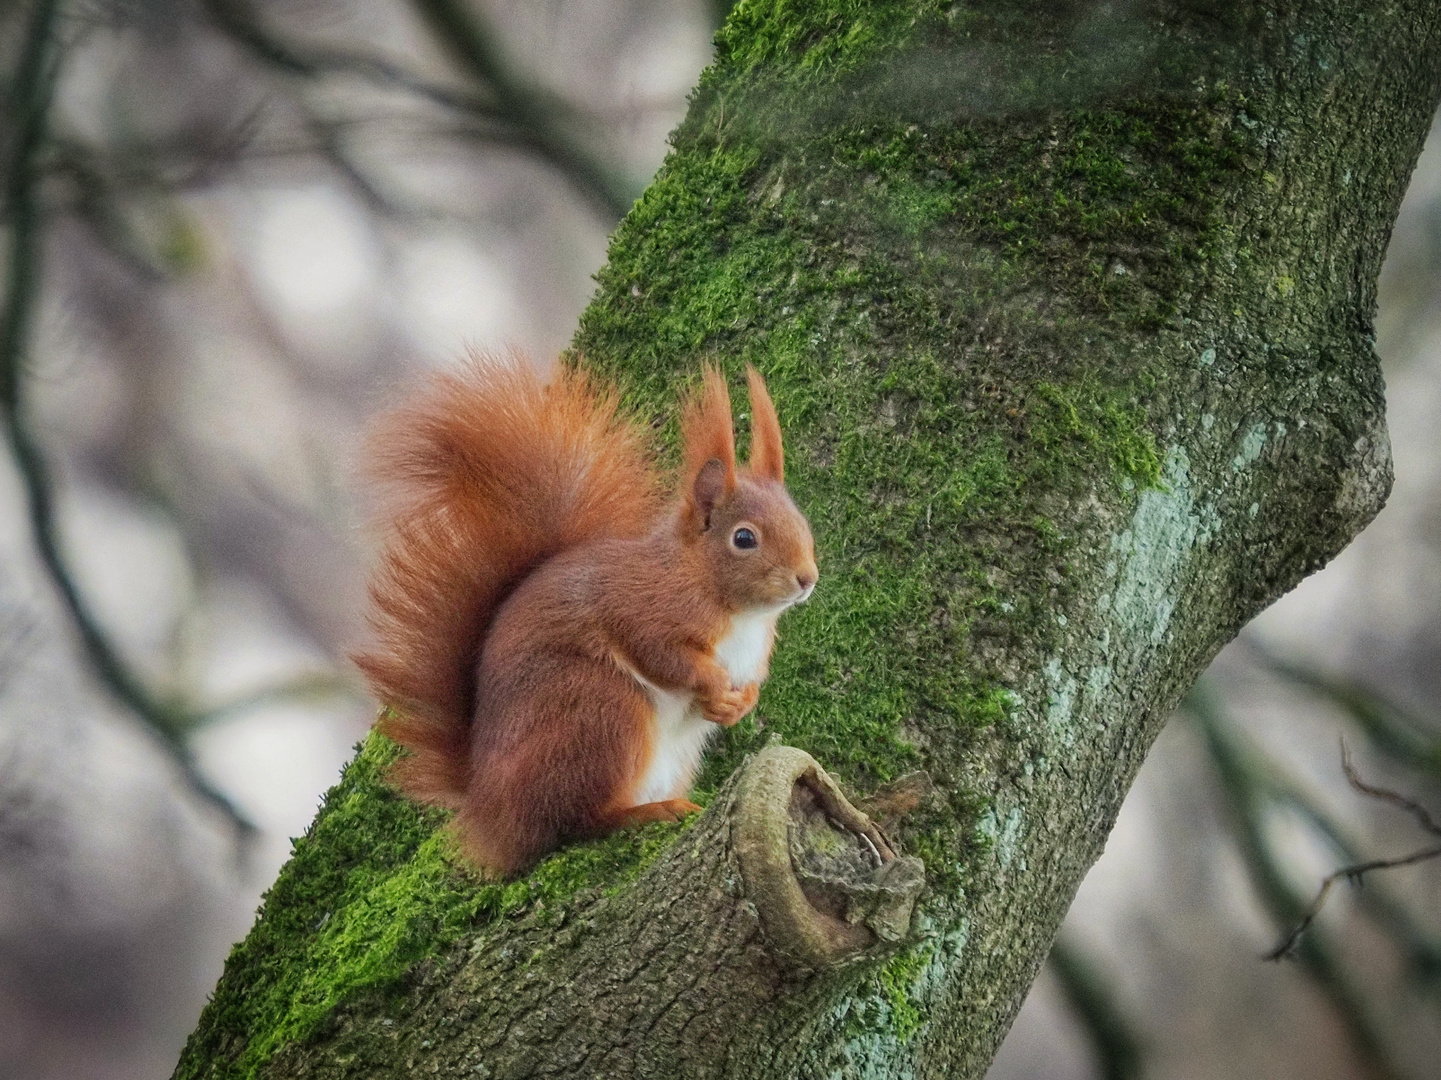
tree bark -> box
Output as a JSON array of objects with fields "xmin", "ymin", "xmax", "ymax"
[{"xmin": 173, "ymin": 2, "xmax": 1441, "ymax": 1077}]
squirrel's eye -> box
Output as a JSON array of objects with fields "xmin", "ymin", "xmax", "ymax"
[{"xmin": 732, "ymin": 526, "xmax": 758, "ymax": 550}]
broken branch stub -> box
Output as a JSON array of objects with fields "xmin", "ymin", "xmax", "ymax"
[{"xmin": 730, "ymin": 745, "xmax": 925, "ymax": 970}]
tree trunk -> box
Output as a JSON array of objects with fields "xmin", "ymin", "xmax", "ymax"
[{"xmin": 173, "ymin": 2, "xmax": 1441, "ymax": 1077}]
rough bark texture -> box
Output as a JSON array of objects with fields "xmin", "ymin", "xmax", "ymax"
[{"xmin": 173, "ymin": 2, "xmax": 1441, "ymax": 1078}]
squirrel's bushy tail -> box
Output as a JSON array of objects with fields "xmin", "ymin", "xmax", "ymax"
[{"xmin": 353, "ymin": 353, "xmax": 660, "ymax": 808}]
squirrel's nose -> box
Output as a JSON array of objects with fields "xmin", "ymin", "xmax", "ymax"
[{"xmin": 795, "ymin": 570, "xmax": 817, "ymax": 596}]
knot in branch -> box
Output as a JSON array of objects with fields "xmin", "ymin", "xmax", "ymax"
[{"xmin": 730, "ymin": 745, "xmax": 925, "ymax": 970}]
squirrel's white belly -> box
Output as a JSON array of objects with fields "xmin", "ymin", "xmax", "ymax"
[
  {"xmin": 631, "ymin": 683, "xmax": 713, "ymax": 804},
  {"xmin": 714, "ymin": 607, "xmax": 781, "ymax": 685},
  {"xmin": 628, "ymin": 607, "xmax": 781, "ymax": 805}
]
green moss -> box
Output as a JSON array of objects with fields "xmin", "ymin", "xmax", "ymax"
[
  {"xmin": 174, "ymin": 734, "xmax": 679, "ymax": 1080},
  {"xmin": 716, "ymin": 0, "xmax": 949, "ymax": 78},
  {"xmin": 818, "ymin": 100, "xmax": 1245, "ymax": 328},
  {"xmin": 831, "ymin": 941, "xmax": 938, "ymax": 1047},
  {"xmin": 709, "ymin": 0, "xmax": 1254, "ymax": 113},
  {"xmin": 1031, "ymin": 381, "xmax": 1162, "ymax": 488},
  {"xmin": 883, "ymin": 176, "xmax": 958, "ymax": 238},
  {"xmin": 265, "ymin": 832, "xmax": 479, "ymax": 1058},
  {"xmin": 876, "ymin": 943, "xmax": 937, "ymax": 1040}
]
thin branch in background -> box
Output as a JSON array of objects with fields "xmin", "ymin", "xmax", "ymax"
[
  {"xmin": 44, "ymin": 94, "xmax": 268, "ymax": 280},
  {"xmin": 1244, "ymin": 638, "xmax": 1441, "ymax": 777},
  {"xmin": 204, "ymin": 0, "xmax": 637, "ymax": 219},
  {"xmin": 1233, "ymin": 641, "xmax": 1441, "ymax": 986},
  {"xmin": 201, "ymin": 0, "xmax": 505, "ymax": 115},
  {"xmin": 303, "ymin": 112, "xmax": 409, "ymax": 218},
  {"xmin": 1187, "ymin": 685, "xmax": 1410, "ymax": 1080},
  {"xmin": 0, "ymin": 0, "xmax": 259, "ymax": 835},
  {"xmin": 1047, "ymin": 934, "xmax": 1146, "ymax": 1080},
  {"xmin": 195, "ymin": 671, "xmax": 364, "ymax": 728},
  {"xmin": 404, "ymin": 0, "xmax": 638, "ymax": 218},
  {"xmin": 1342, "ymin": 741, "xmax": 1441, "ymax": 833},
  {"xmin": 1267, "ymin": 740, "xmax": 1441, "ymax": 962},
  {"xmin": 1233, "ymin": 739, "xmax": 1441, "ymax": 988}
]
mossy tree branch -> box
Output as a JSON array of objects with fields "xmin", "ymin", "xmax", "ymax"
[{"xmin": 174, "ymin": 2, "xmax": 1441, "ymax": 1077}]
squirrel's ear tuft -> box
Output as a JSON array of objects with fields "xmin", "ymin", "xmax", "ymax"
[
  {"xmin": 691, "ymin": 457, "xmax": 728, "ymax": 528},
  {"xmin": 745, "ymin": 365, "xmax": 784, "ymax": 483},
  {"xmin": 681, "ymin": 366, "xmax": 737, "ymax": 517}
]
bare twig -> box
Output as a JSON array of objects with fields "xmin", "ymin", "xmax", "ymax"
[
  {"xmin": 1224, "ymin": 648, "xmax": 1441, "ymax": 985},
  {"xmin": 1341, "ymin": 741, "xmax": 1441, "ymax": 834},
  {"xmin": 1267, "ymin": 740, "xmax": 1441, "ymax": 962},
  {"xmin": 1238, "ymin": 744, "xmax": 1441, "ymax": 987},
  {"xmin": 303, "ymin": 113, "xmax": 407, "ymax": 218},
  {"xmin": 1188, "ymin": 686, "xmax": 1410, "ymax": 1080},
  {"xmin": 201, "ymin": 0, "xmax": 503, "ymax": 116}
]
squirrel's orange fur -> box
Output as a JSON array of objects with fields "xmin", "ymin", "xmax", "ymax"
[{"xmin": 354, "ymin": 354, "xmax": 817, "ymax": 875}]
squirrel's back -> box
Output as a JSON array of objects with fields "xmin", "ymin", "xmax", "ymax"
[{"xmin": 353, "ymin": 353, "xmax": 661, "ymax": 807}]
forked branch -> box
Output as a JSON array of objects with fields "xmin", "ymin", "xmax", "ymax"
[{"xmin": 1267, "ymin": 741, "xmax": 1441, "ymax": 961}]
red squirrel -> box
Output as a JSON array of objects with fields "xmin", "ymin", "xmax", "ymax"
[{"xmin": 354, "ymin": 354, "xmax": 818, "ymax": 875}]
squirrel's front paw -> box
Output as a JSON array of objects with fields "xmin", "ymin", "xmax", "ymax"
[{"xmin": 701, "ymin": 682, "xmax": 760, "ymax": 727}]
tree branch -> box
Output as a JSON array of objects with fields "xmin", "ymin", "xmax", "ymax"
[
  {"xmin": 403, "ymin": 0, "xmax": 638, "ymax": 218},
  {"xmin": 194, "ymin": 671, "xmax": 364, "ymax": 727},
  {"xmin": 172, "ymin": 3, "xmax": 1441, "ymax": 1074},
  {"xmin": 238, "ymin": 744, "xmax": 924, "ymax": 1079},
  {"xmin": 202, "ymin": 0, "xmax": 501, "ymax": 115},
  {"xmin": 1230, "ymin": 738, "xmax": 1441, "ymax": 988}
]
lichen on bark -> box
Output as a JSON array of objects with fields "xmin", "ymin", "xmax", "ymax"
[{"xmin": 173, "ymin": 2, "xmax": 1441, "ymax": 1077}]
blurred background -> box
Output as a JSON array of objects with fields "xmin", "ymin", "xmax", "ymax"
[{"xmin": 0, "ymin": 3, "xmax": 1436, "ymax": 1079}]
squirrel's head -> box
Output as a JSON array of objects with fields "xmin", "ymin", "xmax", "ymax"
[{"xmin": 679, "ymin": 365, "xmax": 818, "ymax": 612}]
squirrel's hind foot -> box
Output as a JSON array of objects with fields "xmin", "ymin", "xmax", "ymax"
[{"xmin": 605, "ymin": 799, "xmax": 702, "ymax": 828}]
